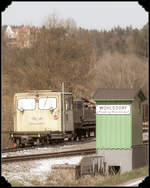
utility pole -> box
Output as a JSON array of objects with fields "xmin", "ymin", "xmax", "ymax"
[{"xmin": 62, "ymin": 82, "xmax": 65, "ymax": 133}]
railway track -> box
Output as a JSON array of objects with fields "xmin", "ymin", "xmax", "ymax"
[
  {"xmin": 2, "ymin": 146, "xmax": 34, "ymax": 153},
  {"xmin": 2, "ymin": 148, "xmax": 96, "ymax": 163}
]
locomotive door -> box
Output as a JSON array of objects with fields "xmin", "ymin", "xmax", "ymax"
[{"xmin": 64, "ymin": 95, "xmax": 74, "ymax": 132}]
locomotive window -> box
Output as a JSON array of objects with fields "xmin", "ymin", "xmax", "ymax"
[
  {"xmin": 66, "ymin": 102, "xmax": 68, "ymax": 110},
  {"xmin": 39, "ymin": 97, "xmax": 57, "ymax": 110},
  {"xmin": 66, "ymin": 98, "xmax": 72, "ymax": 110},
  {"xmin": 18, "ymin": 98, "xmax": 36, "ymax": 110}
]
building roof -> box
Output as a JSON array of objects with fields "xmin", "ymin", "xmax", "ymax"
[
  {"xmin": 92, "ymin": 88, "xmax": 146, "ymax": 101},
  {"xmin": 12, "ymin": 28, "xmax": 17, "ymax": 33},
  {"xmin": 6, "ymin": 25, "xmax": 39, "ymax": 35}
]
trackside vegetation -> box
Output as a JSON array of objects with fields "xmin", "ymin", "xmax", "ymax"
[{"xmin": 9, "ymin": 165, "xmax": 148, "ymax": 186}]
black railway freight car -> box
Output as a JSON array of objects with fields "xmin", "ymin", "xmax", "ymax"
[{"xmin": 73, "ymin": 98, "xmax": 96, "ymax": 140}]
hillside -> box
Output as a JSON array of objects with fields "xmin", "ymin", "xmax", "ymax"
[{"xmin": 1, "ymin": 20, "xmax": 148, "ymax": 148}]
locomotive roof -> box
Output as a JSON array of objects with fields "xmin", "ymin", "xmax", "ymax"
[
  {"xmin": 92, "ymin": 88, "xmax": 146, "ymax": 101},
  {"xmin": 74, "ymin": 97, "xmax": 96, "ymax": 104},
  {"xmin": 15, "ymin": 90, "xmax": 72, "ymax": 95}
]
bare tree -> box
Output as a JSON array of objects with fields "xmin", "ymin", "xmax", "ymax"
[
  {"xmin": 92, "ymin": 52, "xmax": 148, "ymax": 92},
  {"xmin": 42, "ymin": 12, "xmax": 77, "ymax": 33}
]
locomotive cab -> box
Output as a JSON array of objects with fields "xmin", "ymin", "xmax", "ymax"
[{"xmin": 10, "ymin": 90, "xmax": 74, "ymax": 147}]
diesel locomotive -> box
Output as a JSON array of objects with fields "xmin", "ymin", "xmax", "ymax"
[{"xmin": 9, "ymin": 89, "xmax": 96, "ymax": 147}]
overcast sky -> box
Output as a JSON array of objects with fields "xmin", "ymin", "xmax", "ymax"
[{"xmin": 2, "ymin": 1, "xmax": 148, "ymax": 31}]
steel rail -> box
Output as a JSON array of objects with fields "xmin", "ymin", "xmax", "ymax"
[
  {"xmin": 2, "ymin": 148, "xmax": 96, "ymax": 163},
  {"xmin": 2, "ymin": 146, "xmax": 35, "ymax": 153}
]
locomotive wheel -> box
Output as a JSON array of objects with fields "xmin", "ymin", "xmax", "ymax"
[
  {"xmin": 37, "ymin": 138, "xmax": 40, "ymax": 145},
  {"xmin": 21, "ymin": 143, "xmax": 25, "ymax": 148},
  {"xmin": 41, "ymin": 138, "xmax": 45, "ymax": 145},
  {"xmin": 33, "ymin": 138, "xmax": 40, "ymax": 146},
  {"xmin": 16, "ymin": 139, "xmax": 20, "ymax": 147},
  {"xmin": 46, "ymin": 136, "xmax": 50, "ymax": 144},
  {"xmin": 78, "ymin": 136, "xmax": 82, "ymax": 141}
]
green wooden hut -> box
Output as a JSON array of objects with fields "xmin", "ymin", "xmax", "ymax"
[{"xmin": 92, "ymin": 88, "xmax": 148, "ymax": 173}]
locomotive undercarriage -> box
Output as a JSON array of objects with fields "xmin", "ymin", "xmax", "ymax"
[
  {"xmin": 10, "ymin": 131, "xmax": 74, "ymax": 147},
  {"xmin": 10, "ymin": 124, "xmax": 95, "ymax": 147},
  {"xmin": 74, "ymin": 122, "xmax": 96, "ymax": 141}
]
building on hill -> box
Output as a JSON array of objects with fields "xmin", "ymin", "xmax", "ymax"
[{"xmin": 5, "ymin": 25, "xmax": 39, "ymax": 48}]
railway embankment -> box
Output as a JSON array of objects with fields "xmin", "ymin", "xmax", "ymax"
[{"xmin": 2, "ymin": 161, "xmax": 148, "ymax": 186}]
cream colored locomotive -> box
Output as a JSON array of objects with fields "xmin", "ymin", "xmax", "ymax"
[{"xmin": 10, "ymin": 89, "xmax": 74, "ymax": 147}]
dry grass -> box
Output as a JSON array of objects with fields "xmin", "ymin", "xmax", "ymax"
[
  {"xmin": 9, "ymin": 165, "xmax": 148, "ymax": 186},
  {"xmin": 46, "ymin": 173, "xmax": 105, "ymax": 186},
  {"xmin": 44, "ymin": 166, "xmax": 148, "ymax": 187}
]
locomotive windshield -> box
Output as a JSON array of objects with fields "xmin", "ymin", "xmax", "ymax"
[
  {"xmin": 18, "ymin": 98, "xmax": 36, "ymax": 110},
  {"xmin": 39, "ymin": 97, "xmax": 57, "ymax": 110}
]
